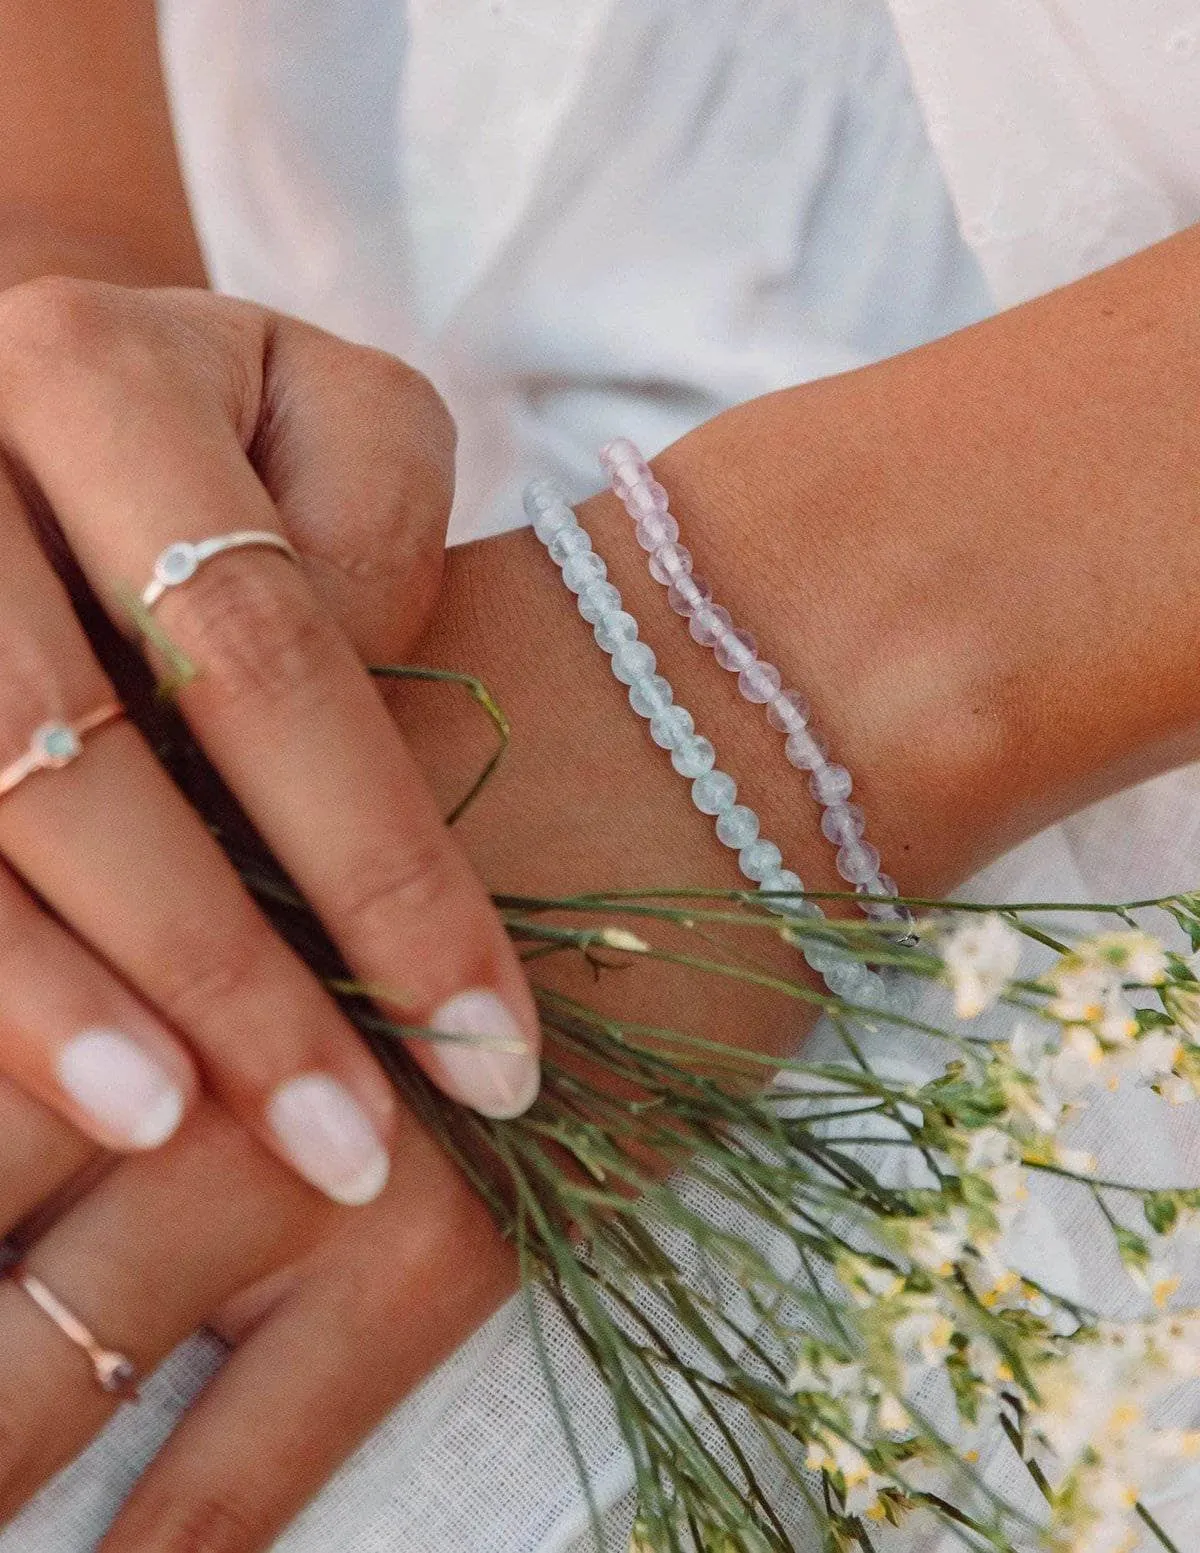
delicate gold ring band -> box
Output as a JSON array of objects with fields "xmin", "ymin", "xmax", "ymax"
[
  {"xmin": 141, "ymin": 531, "xmax": 300, "ymax": 610},
  {"xmin": 0, "ymin": 702, "xmax": 125, "ymax": 802},
  {"xmin": 10, "ymin": 1265, "xmax": 139, "ymax": 1398}
]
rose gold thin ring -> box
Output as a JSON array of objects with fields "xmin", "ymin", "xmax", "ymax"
[
  {"xmin": 10, "ymin": 1265, "xmax": 139, "ymax": 1398},
  {"xmin": 0, "ymin": 702, "xmax": 124, "ymax": 802}
]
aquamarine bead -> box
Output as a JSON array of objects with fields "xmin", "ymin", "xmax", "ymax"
[
  {"xmin": 671, "ymin": 734, "xmax": 716, "ymax": 777},
  {"xmin": 594, "ymin": 610, "xmax": 639, "ymax": 652},
  {"xmin": 531, "ymin": 504, "xmax": 575, "ymax": 543},
  {"xmin": 738, "ymin": 660, "xmax": 781, "ymax": 704},
  {"xmin": 809, "ymin": 762, "xmax": 853, "ymax": 805},
  {"xmin": 691, "ymin": 769, "xmax": 737, "ymax": 815},
  {"xmin": 822, "ymin": 962, "xmax": 876, "ymax": 1001},
  {"xmin": 628, "ymin": 673, "xmax": 673, "ymax": 718},
  {"xmin": 821, "ymin": 803, "xmax": 865, "ymax": 845},
  {"xmin": 561, "ymin": 551, "xmax": 607, "ymax": 593},
  {"xmin": 611, "ymin": 641, "xmax": 656, "ymax": 685},
  {"xmin": 577, "ymin": 581, "xmax": 622, "ymax": 623},
  {"xmin": 548, "ymin": 524, "xmax": 590, "ymax": 565},
  {"xmin": 758, "ymin": 867, "xmax": 807, "ymax": 916},
  {"xmin": 715, "ymin": 804, "xmax": 759, "ymax": 849},
  {"xmin": 714, "ymin": 627, "xmax": 757, "ymax": 674},
  {"xmin": 738, "ymin": 838, "xmax": 782, "ymax": 882},
  {"xmin": 649, "ymin": 542, "xmax": 692, "ymax": 584},
  {"xmin": 650, "ymin": 705, "xmax": 695, "ymax": 750}
]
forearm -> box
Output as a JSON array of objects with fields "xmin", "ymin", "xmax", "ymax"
[
  {"xmin": 0, "ymin": 1, "xmax": 204, "ymax": 289},
  {"xmin": 388, "ymin": 224, "xmax": 1200, "ymax": 1049}
]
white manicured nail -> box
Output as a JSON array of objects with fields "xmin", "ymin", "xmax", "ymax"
[
  {"xmin": 428, "ymin": 990, "xmax": 540, "ymax": 1119},
  {"xmin": 57, "ymin": 1028, "xmax": 185, "ymax": 1149},
  {"xmin": 267, "ymin": 1074, "xmax": 391, "ymax": 1206}
]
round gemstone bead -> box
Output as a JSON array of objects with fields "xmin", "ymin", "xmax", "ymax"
[
  {"xmin": 715, "ymin": 804, "xmax": 760, "ymax": 849},
  {"xmin": 714, "ymin": 628, "xmax": 757, "ymax": 673},
  {"xmin": 738, "ymin": 660, "xmax": 782, "ymax": 704},
  {"xmin": 648, "ymin": 543, "xmax": 692, "ymax": 584},
  {"xmin": 820, "ymin": 803, "xmax": 866, "ymax": 845},
  {"xmin": 823, "ymin": 962, "xmax": 876, "ymax": 1000},
  {"xmin": 650, "ymin": 705, "xmax": 695, "ymax": 750},
  {"xmin": 611, "ymin": 641, "xmax": 656, "ymax": 685},
  {"xmin": 628, "ymin": 481, "xmax": 670, "ymax": 519},
  {"xmin": 691, "ymin": 769, "xmax": 737, "ymax": 815},
  {"xmin": 860, "ymin": 872, "xmax": 899, "ymax": 899},
  {"xmin": 599, "ymin": 438, "xmax": 642, "ymax": 471},
  {"xmin": 561, "ymin": 551, "xmax": 607, "ymax": 593},
  {"xmin": 594, "ymin": 610, "xmax": 639, "ymax": 653},
  {"xmin": 533, "ymin": 507, "xmax": 574, "ymax": 543},
  {"xmin": 548, "ymin": 525, "xmax": 590, "ymax": 565},
  {"xmin": 758, "ymin": 867, "xmax": 808, "ymax": 917},
  {"xmin": 668, "ymin": 573, "xmax": 711, "ymax": 616},
  {"xmin": 738, "ymin": 838, "xmax": 782, "ymax": 882},
  {"xmin": 628, "ymin": 673, "xmax": 673, "ymax": 718},
  {"xmin": 671, "ymin": 734, "xmax": 716, "ymax": 778},
  {"xmin": 810, "ymin": 762, "xmax": 853, "ymax": 805},
  {"xmin": 635, "ymin": 513, "xmax": 680, "ymax": 551},
  {"xmin": 785, "ymin": 728, "xmax": 829, "ymax": 770},
  {"xmin": 688, "ymin": 604, "xmax": 733, "ymax": 647},
  {"xmin": 577, "ymin": 581, "xmax": 622, "ymax": 623},
  {"xmin": 837, "ymin": 840, "xmax": 882, "ymax": 884},
  {"xmin": 766, "ymin": 689, "xmax": 811, "ymax": 733}
]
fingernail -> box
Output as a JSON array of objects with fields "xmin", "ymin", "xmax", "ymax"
[
  {"xmin": 267, "ymin": 1074, "xmax": 391, "ymax": 1206},
  {"xmin": 428, "ymin": 990, "xmax": 540, "ymax": 1119},
  {"xmin": 57, "ymin": 1028, "xmax": 185, "ymax": 1149}
]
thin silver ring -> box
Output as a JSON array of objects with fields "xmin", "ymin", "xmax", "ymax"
[
  {"xmin": 0, "ymin": 702, "xmax": 125, "ymax": 802},
  {"xmin": 10, "ymin": 1265, "xmax": 139, "ymax": 1398},
  {"xmin": 140, "ymin": 531, "xmax": 300, "ymax": 610}
]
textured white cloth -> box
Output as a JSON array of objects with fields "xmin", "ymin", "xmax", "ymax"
[{"xmin": 6, "ymin": 1, "xmax": 1200, "ymax": 1548}]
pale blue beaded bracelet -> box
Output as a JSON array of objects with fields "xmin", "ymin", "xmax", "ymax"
[
  {"xmin": 598, "ymin": 438, "xmax": 915, "ymax": 943},
  {"xmin": 525, "ymin": 475, "xmax": 888, "ymax": 1006}
]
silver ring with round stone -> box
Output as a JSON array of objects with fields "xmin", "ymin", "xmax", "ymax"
[
  {"xmin": 140, "ymin": 530, "xmax": 300, "ymax": 610},
  {"xmin": 10, "ymin": 1266, "xmax": 139, "ymax": 1400},
  {"xmin": 0, "ymin": 702, "xmax": 125, "ymax": 802}
]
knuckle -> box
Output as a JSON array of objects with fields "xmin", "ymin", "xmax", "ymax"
[
  {"xmin": 0, "ymin": 275, "xmax": 118, "ymax": 372},
  {"xmin": 154, "ymin": 926, "xmax": 268, "ymax": 1035},
  {"xmin": 169, "ymin": 561, "xmax": 337, "ymax": 715},
  {"xmin": 334, "ymin": 838, "xmax": 458, "ymax": 944}
]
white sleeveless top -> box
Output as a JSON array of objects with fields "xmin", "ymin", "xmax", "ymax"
[{"xmin": 7, "ymin": 3, "xmax": 1200, "ymax": 1548}]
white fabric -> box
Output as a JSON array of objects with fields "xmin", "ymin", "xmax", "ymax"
[{"xmin": 6, "ymin": 1, "xmax": 1200, "ymax": 1548}]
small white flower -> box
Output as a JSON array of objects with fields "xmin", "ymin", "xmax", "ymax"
[
  {"xmin": 596, "ymin": 927, "xmax": 650, "ymax": 953},
  {"xmin": 941, "ymin": 913, "xmax": 1022, "ymax": 1018}
]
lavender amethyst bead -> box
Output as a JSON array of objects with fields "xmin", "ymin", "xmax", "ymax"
[
  {"xmin": 836, "ymin": 840, "xmax": 882, "ymax": 884},
  {"xmin": 648, "ymin": 543, "xmax": 692, "ymax": 584},
  {"xmin": 715, "ymin": 805, "xmax": 759, "ymax": 849},
  {"xmin": 628, "ymin": 673, "xmax": 673, "ymax": 717},
  {"xmin": 561, "ymin": 551, "xmax": 607, "ymax": 593},
  {"xmin": 738, "ymin": 661, "xmax": 782, "ymax": 704},
  {"xmin": 611, "ymin": 641, "xmax": 656, "ymax": 685},
  {"xmin": 628, "ymin": 481, "xmax": 670, "ymax": 519},
  {"xmin": 688, "ymin": 603, "xmax": 733, "ymax": 647},
  {"xmin": 594, "ymin": 610, "xmax": 639, "ymax": 653},
  {"xmin": 785, "ymin": 727, "xmax": 829, "ymax": 771},
  {"xmin": 691, "ymin": 769, "xmax": 737, "ymax": 815},
  {"xmin": 548, "ymin": 525, "xmax": 590, "ymax": 565},
  {"xmin": 635, "ymin": 513, "xmax": 680, "ymax": 551},
  {"xmin": 650, "ymin": 705, "xmax": 695, "ymax": 750},
  {"xmin": 671, "ymin": 734, "xmax": 716, "ymax": 778},
  {"xmin": 809, "ymin": 763, "xmax": 853, "ymax": 805},
  {"xmin": 577, "ymin": 581, "xmax": 622, "ymax": 623},
  {"xmin": 668, "ymin": 573, "xmax": 711, "ymax": 616},
  {"xmin": 738, "ymin": 838, "xmax": 782, "ymax": 882},
  {"xmin": 714, "ymin": 628, "xmax": 757, "ymax": 674},
  {"xmin": 599, "ymin": 438, "xmax": 643, "ymax": 471},
  {"xmin": 820, "ymin": 803, "xmax": 866, "ymax": 846},
  {"xmin": 766, "ymin": 689, "xmax": 811, "ymax": 733}
]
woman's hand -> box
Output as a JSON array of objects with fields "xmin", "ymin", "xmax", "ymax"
[{"xmin": 0, "ymin": 279, "xmax": 540, "ymax": 1209}]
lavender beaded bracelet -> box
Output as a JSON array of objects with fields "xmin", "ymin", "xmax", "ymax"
[
  {"xmin": 599, "ymin": 438, "xmax": 915, "ymax": 943},
  {"xmin": 524, "ymin": 475, "xmax": 888, "ymax": 1007}
]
